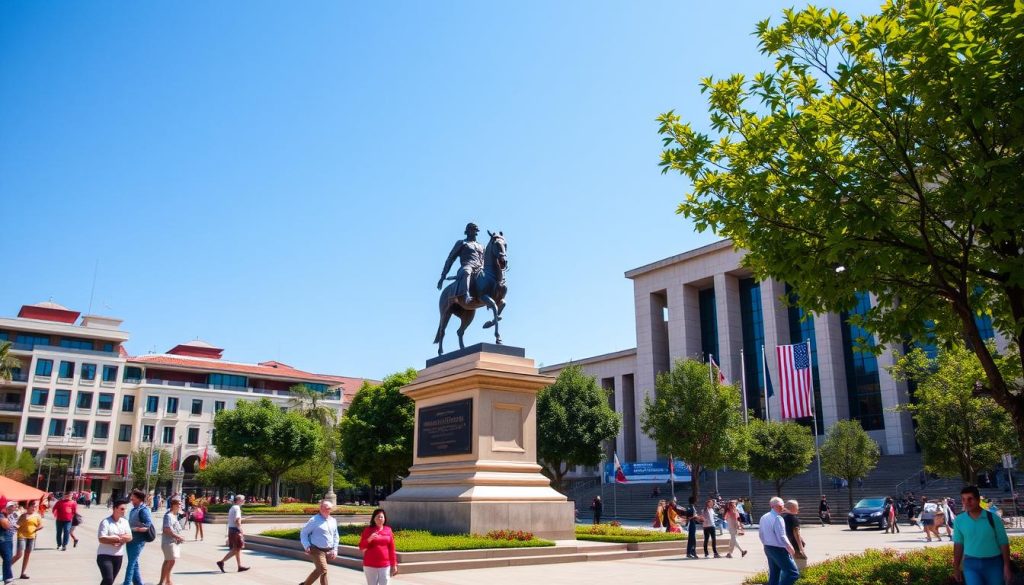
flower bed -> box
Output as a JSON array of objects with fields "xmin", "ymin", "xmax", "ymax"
[
  {"xmin": 574, "ymin": 524, "xmax": 687, "ymax": 543},
  {"xmin": 260, "ymin": 525, "xmax": 555, "ymax": 552},
  {"xmin": 743, "ymin": 537, "xmax": 1024, "ymax": 585},
  {"xmin": 206, "ymin": 502, "xmax": 374, "ymax": 515}
]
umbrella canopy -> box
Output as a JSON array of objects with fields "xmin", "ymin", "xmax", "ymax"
[{"xmin": 0, "ymin": 476, "xmax": 46, "ymax": 502}]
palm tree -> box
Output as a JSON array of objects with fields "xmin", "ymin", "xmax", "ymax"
[
  {"xmin": 287, "ymin": 384, "xmax": 339, "ymax": 429},
  {"xmin": 0, "ymin": 342, "xmax": 21, "ymax": 382}
]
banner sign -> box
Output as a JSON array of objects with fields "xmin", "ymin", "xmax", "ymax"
[
  {"xmin": 149, "ymin": 451, "xmax": 161, "ymax": 475},
  {"xmin": 604, "ymin": 459, "xmax": 691, "ymax": 484}
]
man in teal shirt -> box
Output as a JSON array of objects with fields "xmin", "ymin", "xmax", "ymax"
[{"xmin": 953, "ymin": 485, "xmax": 1011, "ymax": 585}]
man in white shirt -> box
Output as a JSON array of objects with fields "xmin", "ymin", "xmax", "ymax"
[
  {"xmin": 299, "ymin": 501, "xmax": 339, "ymax": 585},
  {"xmin": 216, "ymin": 495, "xmax": 250, "ymax": 573},
  {"xmin": 758, "ymin": 497, "xmax": 799, "ymax": 585}
]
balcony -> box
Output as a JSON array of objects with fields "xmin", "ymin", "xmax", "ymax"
[
  {"xmin": 0, "ymin": 373, "xmax": 28, "ymax": 385},
  {"xmin": 45, "ymin": 435, "xmax": 86, "ymax": 446},
  {"xmin": 0, "ymin": 403, "xmax": 22, "ymax": 412},
  {"xmin": 79, "ymin": 378, "xmax": 96, "ymax": 386},
  {"xmin": 134, "ymin": 378, "xmax": 344, "ymax": 402},
  {"xmin": 11, "ymin": 343, "xmax": 119, "ymax": 358}
]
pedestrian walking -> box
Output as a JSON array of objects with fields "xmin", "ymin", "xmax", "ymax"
[
  {"xmin": 12, "ymin": 500, "xmax": 42, "ymax": 580},
  {"xmin": 702, "ymin": 498, "xmax": 720, "ymax": 558},
  {"xmin": 943, "ymin": 498, "xmax": 956, "ymax": 538},
  {"xmin": 124, "ymin": 488, "xmax": 154, "ymax": 585},
  {"xmin": 300, "ymin": 500, "xmax": 339, "ymax": 585},
  {"xmin": 158, "ymin": 497, "xmax": 185, "ymax": 585},
  {"xmin": 52, "ymin": 492, "xmax": 77, "ymax": 551},
  {"xmin": 359, "ymin": 509, "xmax": 398, "ymax": 585},
  {"xmin": 723, "ymin": 500, "xmax": 747, "ymax": 559},
  {"xmin": 953, "ymin": 485, "xmax": 1011, "ymax": 585},
  {"xmin": 783, "ymin": 500, "xmax": 807, "ymax": 572},
  {"xmin": 884, "ymin": 497, "xmax": 900, "ymax": 534},
  {"xmin": 216, "ymin": 494, "xmax": 250, "ymax": 573},
  {"xmin": 97, "ymin": 499, "xmax": 133, "ymax": 585},
  {"xmin": 192, "ymin": 501, "xmax": 205, "ymax": 541},
  {"xmin": 0, "ymin": 501, "xmax": 16, "ymax": 584},
  {"xmin": 590, "ymin": 496, "xmax": 603, "ymax": 525},
  {"xmin": 818, "ymin": 495, "xmax": 831, "ymax": 525},
  {"xmin": 652, "ymin": 500, "xmax": 665, "ymax": 530},
  {"xmin": 758, "ymin": 497, "xmax": 799, "ymax": 585},
  {"xmin": 684, "ymin": 496, "xmax": 701, "ymax": 559},
  {"xmin": 922, "ymin": 499, "xmax": 940, "ymax": 541}
]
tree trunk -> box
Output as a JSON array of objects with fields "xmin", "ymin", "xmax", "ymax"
[
  {"xmin": 846, "ymin": 481, "xmax": 854, "ymax": 509},
  {"xmin": 271, "ymin": 474, "xmax": 281, "ymax": 507},
  {"xmin": 691, "ymin": 465, "xmax": 702, "ymax": 501},
  {"xmin": 775, "ymin": 479, "xmax": 783, "ymax": 497}
]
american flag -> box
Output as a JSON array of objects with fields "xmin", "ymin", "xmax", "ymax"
[{"xmin": 776, "ymin": 343, "xmax": 814, "ymax": 419}]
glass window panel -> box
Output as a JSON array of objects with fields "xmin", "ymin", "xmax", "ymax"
[
  {"xmin": 81, "ymin": 363, "xmax": 96, "ymax": 380},
  {"xmin": 54, "ymin": 389, "xmax": 71, "ymax": 408},
  {"xmin": 30, "ymin": 388, "xmax": 48, "ymax": 406},
  {"xmin": 77, "ymin": 391, "xmax": 93, "ymax": 409},
  {"xmin": 35, "ymin": 359, "xmax": 53, "ymax": 376},
  {"xmin": 94, "ymin": 421, "xmax": 109, "ymax": 439}
]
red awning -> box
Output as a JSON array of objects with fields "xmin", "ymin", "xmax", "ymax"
[{"xmin": 0, "ymin": 476, "xmax": 47, "ymax": 502}]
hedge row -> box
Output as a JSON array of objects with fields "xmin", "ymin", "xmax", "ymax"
[
  {"xmin": 575, "ymin": 524, "xmax": 687, "ymax": 543},
  {"xmin": 206, "ymin": 503, "xmax": 375, "ymax": 515},
  {"xmin": 260, "ymin": 525, "xmax": 555, "ymax": 552}
]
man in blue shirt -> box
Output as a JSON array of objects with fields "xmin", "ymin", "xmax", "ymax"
[
  {"xmin": 300, "ymin": 500, "xmax": 339, "ymax": 585},
  {"xmin": 953, "ymin": 485, "xmax": 1011, "ymax": 585},
  {"xmin": 758, "ymin": 497, "xmax": 799, "ymax": 585},
  {"xmin": 124, "ymin": 489, "xmax": 153, "ymax": 585}
]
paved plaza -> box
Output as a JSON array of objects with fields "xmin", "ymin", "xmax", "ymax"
[{"xmin": 26, "ymin": 505, "xmax": 1022, "ymax": 585}]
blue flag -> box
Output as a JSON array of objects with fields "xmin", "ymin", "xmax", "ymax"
[
  {"xmin": 764, "ymin": 350, "xmax": 775, "ymax": 398},
  {"xmin": 149, "ymin": 451, "xmax": 160, "ymax": 474}
]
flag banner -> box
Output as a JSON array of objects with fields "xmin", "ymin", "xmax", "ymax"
[
  {"xmin": 604, "ymin": 459, "xmax": 691, "ymax": 484},
  {"xmin": 200, "ymin": 445, "xmax": 209, "ymax": 470},
  {"xmin": 613, "ymin": 453, "xmax": 628, "ymax": 483},
  {"xmin": 115, "ymin": 456, "xmax": 127, "ymax": 477},
  {"xmin": 709, "ymin": 355, "xmax": 728, "ymax": 385},
  {"xmin": 149, "ymin": 450, "xmax": 161, "ymax": 475},
  {"xmin": 171, "ymin": 445, "xmax": 180, "ymax": 472},
  {"xmin": 776, "ymin": 343, "xmax": 813, "ymax": 418}
]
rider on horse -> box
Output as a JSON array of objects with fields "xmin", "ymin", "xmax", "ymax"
[{"xmin": 437, "ymin": 222, "xmax": 485, "ymax": 306}]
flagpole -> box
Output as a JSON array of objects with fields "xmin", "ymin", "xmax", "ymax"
[
  {"xmin": 808, "ymin": 339, "xmax": 824, "ymax": 498},
  {"xmin": 741, "ymin": 349, "xmax": 752, "ymax": 503},
  {"xmin": 761, "ymin": 344, "xmax": 770, "ymax": 420},
  {"xmin": 669, "ymin": 454, "xmax": 675, "ymax": 500}
]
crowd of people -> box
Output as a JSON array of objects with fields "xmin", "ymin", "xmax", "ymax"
[{"xmin": 650, "ymin": 494, "xmax": 754, "ymax": 558}]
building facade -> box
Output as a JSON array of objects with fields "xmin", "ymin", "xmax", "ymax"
[
  {"xmin": 0, "ymin": 301, "xmax": 366, "ymax": 501},
  {"xmin": 542, "ymin": 239, "xmax": 1002, "ymax": 468}
]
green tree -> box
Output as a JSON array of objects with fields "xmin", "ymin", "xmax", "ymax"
[
  {"xmin": 641, "ymin": 358, "xmax": 746, "ymax": 499},
  {"xmin": 744, "ymin": 419, "xmax": 815, "ymax": 497},
  {"xmin": 0, "ymin": 446, "xmax": 35, "ymax": 482},
  {"xmin": 0, "ymin": 341, "xmax": 21, "ymax": 381},
  {"xmin": 537, "ymin": 365, "xmax": 621, "ymax": 491},
  {"xmin": 194, "ymin": 456, "xmax": 269, "ymax": 494},
  {"xmin": 892, "ymin": 344, "xmax": 1018, "ymax": 484},
  {"xmin": 213, "ymin": 398, "xmax": 323, "ymax": 506},
  {"xmin": 130, "ymin": 448, "xmax": 173, "ymax": 486},
  {"xmin": 338, "ymin": 369, "xmax": 416, "ymax": 495},
  {"xmin": 820, "ymin": 420, "xmax": 879, "ymax": 508},
  {"xmin": 288, "ymin": 384, "xmax": 339, "ymax": 431},
  {"xmin": 658, "ymin": 1, "xmax": 1024, "ymax": 446}
]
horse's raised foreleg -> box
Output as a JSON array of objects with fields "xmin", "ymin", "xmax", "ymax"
[{"xmin": 480, "ymin": 295, "xmax": 502, "ymax": 344}]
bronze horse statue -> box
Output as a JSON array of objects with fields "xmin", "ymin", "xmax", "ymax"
[{"xmin": 434, "ymin": 231, "xmax": 507, "ymax": 355}]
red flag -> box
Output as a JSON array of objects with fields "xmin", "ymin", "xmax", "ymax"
[
  {"xmin": 199, "ymin": 445, "xmax": 209, "ymax": 470},
  {"xmin": 171, "ymin": 444, "xmax": 180, "ymax": 471},
  {"xmin": 613, "ymin": 453, "xmax": 628, "ymax": 484},
  {"xmin": 709, "ymin": 355, "xmax": 728, "ymax": 385}
]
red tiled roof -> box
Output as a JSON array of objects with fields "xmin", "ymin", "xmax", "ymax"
[{"xmin": 128, "ymin": 354, "xmax": 365, "ymax": 388}]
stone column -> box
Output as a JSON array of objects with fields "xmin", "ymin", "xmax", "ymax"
[
  {"xmin": 667, "ymin": 284, "xmax": 702, "ymax": 363},
  {"xmin": 876, "ymin": 343, "xmax": 916, "ymax": 455},
  {"xmin": 713, "ymin": 273, "xmax": 743, "ymax": 383},
  {"xmin": 633, "ymin": 285, "xmax": 665, "ymax": 461},
  {"xmin": 812, "ymin": 312, "xmax": 850, "ymax": 431},
  {"xmin": 759, "ymin": 279, "xmax": 790, "ymax": 419}
]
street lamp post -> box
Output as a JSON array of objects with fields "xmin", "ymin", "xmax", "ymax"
[{"xmin": 326, "ymin": 450, "xmax": 337, "ymax": 505}]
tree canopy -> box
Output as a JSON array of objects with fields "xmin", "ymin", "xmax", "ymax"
[
  {"xmin": 641, "ymin": 358, "xmax": 746, "ymax": 499},
  {"xmin": 892, "ymin": 344, "xmax": 1018, "ymax": 484},
  {"xmin": 338, "ymin": 369, "xmax": 416, "ymax": 493},
  {"xmin": 537, "ymin": 365, "xmax": 621, "ymax": 490},
  {"xmin": 194, "ymin": 456, "xmax": 269, "ymax": 493},
  {"xmin": 213, "ymin": 398, "xmax": 323, "ymax": 506},
  {"xmin": 820, "ymin": 420, "xmax": 879, "ymax": 507},
  {"xmin": 0, "ymin": 446, "xmax": 34, "ymax": 482},
  {"xmin": 744, "ymin": 419, "xmax": 816, "ymax": 496},
  {"xmin": 658, "ymin": 0, "xmax": 1024, "ymax": 446},
  {"xmin": 0, "ymin": 342, "xmax": 20, "ymax": 382},
  {"xmin": 130, "ymin": 447, "xmax": 172, "ymax": 486}
]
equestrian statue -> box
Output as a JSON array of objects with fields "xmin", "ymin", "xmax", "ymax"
[{"xmin": 434, "ymin": 222, "xmax": 508, "ymax": 355}]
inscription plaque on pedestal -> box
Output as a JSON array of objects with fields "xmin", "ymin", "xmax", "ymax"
[{"xmin": 417, "ymin": 398, "xmax": 473, "ymax": 457}]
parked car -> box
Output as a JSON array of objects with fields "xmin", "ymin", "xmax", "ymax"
[{"xmin": 847, "ymin": 497, "xmax": 888, "ymax": 530}]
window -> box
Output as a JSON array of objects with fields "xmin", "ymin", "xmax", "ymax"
[
  {"xmin": 121, "ymin": 395, "xmax": 135, "ymax": 412},
  {"xmin": 698, "ymin": 288, "xmax": 719, "ymax": 361},
  {"xmin": 16, "ymin": 334, "xmax": 49, "ymax": 349},
  {"xmin": 161, "ymin": 426, "xmax": 175, "ymax": 444},
  {"xmin": 738, "ymin": 278, "xmax": 767, "ymax": 419},
  {"xmin": 71, "ymin": 420, "xmax": 88, "ymax": 438},
  {"xmin": 305, "ymin": 383, "xmax": 328, "ymax": 393},
  {"xmin": 98, "ymin": 393, "xmax": 114, "ymax": 411},
  {"xmin": 118, "ymin": 424, "xmax": 132, "ymax": 442},
  {"xmin": 60, "ymin": 337, "xmax": 94, "ymax": 350},
  {"xmin": 841, "ymin": 292, "xmax": 884, "ymax": 431},
  {"xmin": 102, "ymin": 342, "xmax": 114, "ymax": 353},
  {"xmin": 54, "ymin": 389, "xmax": 71, "ymax": 408},
  {"xmin": 48, "ymin": 419, "xmax": 67, "ymax": 437},
  {"xmin": 101, "ymin": 365, "xmax": 118, "ymax": 382},
  {"xmin": 142, "ymin": 425, "xmax": 155, "ymax": 443},
  {"xmin": 58, "ymin": 361, "xmax": 75, "ymax": 379},
  {"xmin": 145, "ymin": 396, "xmax": 159, "ymax": 413},
  {"xmin": 190, "ymin": 399, "xmax": 203, "ymax": 416},
  {"xmin": 166, "ymin": 397, "xmax": 179, "ymax": 414},
  {"xmin": 214, "ymin": 401, "xmax": 225, "ymax": 414},
  {"xmin": 76, "ymin": 391, "xmax": 93, "ymax": 410},
  {"xmin": 90, "ymin": 450, "xmax": 106, "ymax": 468},
  {"xmin": 208, "ymin": 373, "xmax": 247, "ymax": 389},
  {"xmin": 29, "ymin": 388, "xmax": 48, "ymax": 407},
  {"xmin": 25, "ymin": 418, "xmax": 43, "ymax": 435},
  {"xmin": 34, "ymin": 359, "xmax": 53, "ymax": 377},
  {"xmin": 94, "ymin": 421, "xmax": 110, "ymax": 439},
  {"xmin": 123, "ymin": 367, "xmax": 142, "ymax": 382},
  {"xmin": 187, "ymin": 427, "xmax": 200, "ymax": 445},
  {"xmin": 81, "ymin": 363, "xmax": 96, "ymax": 380}
]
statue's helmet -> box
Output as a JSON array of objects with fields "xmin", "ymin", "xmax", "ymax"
[{"xmin": 465, "ymin": 222, "xmax": 480, "ymax": 235}]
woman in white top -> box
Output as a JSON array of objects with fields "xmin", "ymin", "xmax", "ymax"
[
  {"xmin": 158, "ymin": 497, "xmax": 185, "ymax": 585},
  {"xmin": 97, "ymin": 498, "xmax": 133, "ymax": 585},
  {"xmin": 723, "ymin": 500, "xmax": 748, "ymax": 558}
]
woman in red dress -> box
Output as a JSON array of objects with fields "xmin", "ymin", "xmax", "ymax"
[{"xmin": 358, "ymin": 509, "xmax": 398, "ymax": 585}]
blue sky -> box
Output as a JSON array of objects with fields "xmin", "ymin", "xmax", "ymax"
[{"xmin": 0, "ymin": 1, "xmax": 880, "ymax": 380}]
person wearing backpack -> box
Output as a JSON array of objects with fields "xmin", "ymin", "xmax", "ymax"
[
  {"xmin": 124, "ymin": 488, "xmax": 154, "ymax": 585},
  {"xmin": 953, "ymin": 485, "xmax": 1011, "ymax": 585}
]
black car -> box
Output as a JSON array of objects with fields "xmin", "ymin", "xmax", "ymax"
[{"xmin": 847, "ymin": 497, "xmax": 888, "ymax": 530}]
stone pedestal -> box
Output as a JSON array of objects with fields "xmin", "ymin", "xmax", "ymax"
[{"xmin": 382, "ymin": 345, "xmax": 575, "ymax": 539}]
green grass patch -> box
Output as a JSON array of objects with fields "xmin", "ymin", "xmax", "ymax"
[
  {"xmin": 260, "ymin": 525, "xmax": 555, "ymax": 552},
  {"xmin": 574, "ymin": 524, "xmax": 687, "ymax": 543},
  {"xmin": 743, "ymin": 536, "xmax": 1024, "ymax": 584},
  {"xmin": 207, "ymin": 503, "xmax": 374, "ymax": 515}
]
